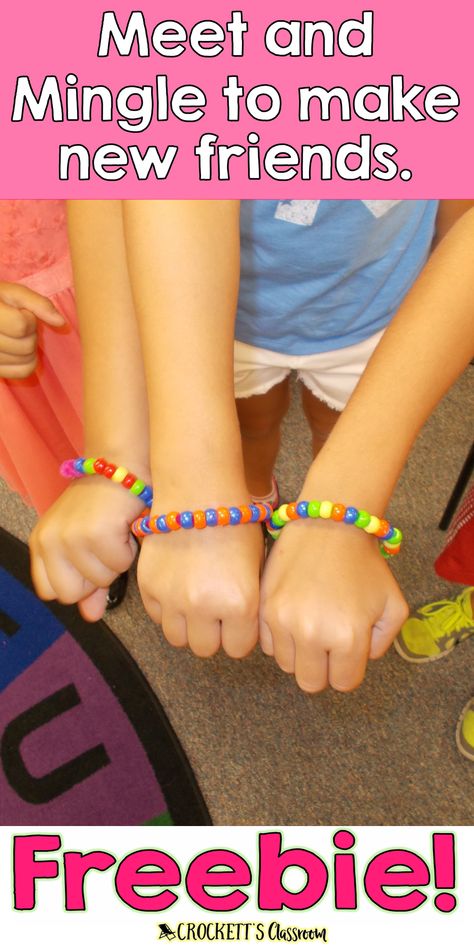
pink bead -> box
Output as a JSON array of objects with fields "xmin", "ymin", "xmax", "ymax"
[{"xmin": 60, "ymin": 460, "xmax": 77, "ymax": 479}]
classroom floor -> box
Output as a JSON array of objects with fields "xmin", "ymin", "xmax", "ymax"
[{"xmin": 1, "ymin": 366, "xmax": 473, "ymax": 825}]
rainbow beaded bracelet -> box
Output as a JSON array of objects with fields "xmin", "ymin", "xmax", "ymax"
[
  {"xmin": 131, "ymin": 502, "xmax": 273, "ymax": 537},
  {"xmin": 60, "ymin": 457, "xmax": 154, "ymax": 507},
  {"xmin": 267, "ymin": 500, "xmax": 402, "ymax": 557}
]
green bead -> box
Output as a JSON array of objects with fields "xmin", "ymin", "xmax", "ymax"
[
  {"xmin": 130, "ymin": 479, "xmax": 146, "ymax": 496},
  {"xmin": 272, "ymin": 511, "xmax": 286, "ymax": 528},
  {"xmin": 355, "ymin": 509, "xmax": 371, "ymax": 528},
  {"xmin": 83, "ymin": 458, "xmax": 96, "ymax": 474},
  {"xmin": 307, "ymin": 501, "xmax": 321, "ymax": 518},
  {"xmin": 386, "ymin": 527, "xmax": 403, "ymax": 546}
]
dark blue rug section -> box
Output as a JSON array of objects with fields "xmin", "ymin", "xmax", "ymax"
[{"xmin": 0, "ymin": 526, "xmax": 211, "ymax": 826}]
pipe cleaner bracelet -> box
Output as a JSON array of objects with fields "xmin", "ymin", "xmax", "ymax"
[
  {"xmin": 60, "ymin": 457, "xmax": 154, "ymax": 507},
  {"xmin": 131, "ymin": 502, "xmax": 274, "ymax": 537},
  {"xmin": 267, "ymin": 500, "xmax": 403, "ymax": 557}
]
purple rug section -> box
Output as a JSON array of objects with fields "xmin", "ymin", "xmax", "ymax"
[
  {"xmin": 0, "ymin": 526, "xmax": 211, "ymax": 825},
  {"xmin": 0, "ymin": 633, "xmax": 166, "ymax": 824}
]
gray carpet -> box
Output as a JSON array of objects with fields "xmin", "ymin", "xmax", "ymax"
[{"xmin": 1, "ymin": 367, "xmax": 473, "ymax": 824}]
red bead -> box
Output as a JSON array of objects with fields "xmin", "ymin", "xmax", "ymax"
[
  {"xmin": 93, "ymin": 457, "xmax": 107, "ymax": 474},
  {"xmin": 217, "ymin": 506, "xmax": 231, "ymax": 526},
  {"xmin": 166, "ymin": 512, "xmax": 181, "ymax": 531},
  {"xmin": 123, "ymin": 473, "xmax": 137, "ymax": 489},
  {"xmin": 103, "ymin": 464, "xmax": 117, "ymax": 479},
  {"xmin": 286, "ymin": 502, "xmax": 299, "ymax": 520},
  {"xmin": 331, "ymin": 503, "xmax": 346, "ymax": 522},
  {"xmin": 194, "ymin": 510, "xmax": 206, "ymax": 529}
]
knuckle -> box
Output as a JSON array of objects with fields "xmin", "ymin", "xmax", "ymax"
[
  {"xmin": 14, "ymin": 311, "xmax": 33, "ymax": 337},
  {"xmin": 332, "ymin": 676, "xmax": 362, "ymax": 694},
  {"xmin": 296, "ymin": 678, "xmax": 324, "ymax": 695},
  {"xmin": 191, "ymin": 639, "xmax": 220, "ymax": 659},
  {"xmin": 264, "ymin": 602, "xmax": 292, "ymax": 632},
  {"xmin": 10, "ymin": 359, "xmax": 36, "ymax": 379},
  {"xmin": 21, "ymin": 335, "xmax": 37, "ymax": 356},
  {"xmin": 330, "ymin": 623, "xmax": 359, "ymax": 652}
]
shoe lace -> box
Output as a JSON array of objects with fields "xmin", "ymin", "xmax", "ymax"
[{"xmin": 417, "ymin": 598, "xmax": 473, "ymax": 646}]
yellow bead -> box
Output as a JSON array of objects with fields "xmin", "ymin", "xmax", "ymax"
[
  {"xmin": 365, "ymin": 515, "xmax": 381, "ymax": 534},
  {"xmin": 111, "ymin": 466, "xmax": 128, "ymax": 483},
  {"xmin": 319, "ymin": 501, "xmax": 333, "ymax": 519},
  {"xmin": 278, "ymin": 504, "xmax": 290, "ymax": 522}
]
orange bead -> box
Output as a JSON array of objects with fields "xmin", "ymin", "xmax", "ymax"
[
  {"xmin": 239, "ymin": 505, "xmax": 253, "ymax": 523},
  {"xmin": 254, "ymin": 503, "xmax": 269, "ymax": 520},
  {"xmin": 375, "ymin": 519, "xmax": 391, "ymax": 538},
  {"xmin": 286, "ymin": 502, "xmax": 299, "ymax": 520},
  {"xmin": 383, "ymin": 543, "xmax": 401, "ymax": 556},
  {"xmin": 194, "ymin": 510, "xmax": 206, "ymax": 529},
  {"xmin": 217, "ymin": 506, "xmax": 231, "ymax": 526},
  {"xmin": 331, "ymin": 503, "xmax": 346, "ymax": 521},
  {"xmin": 166, "ymin": 511, "xmax": 181, "ymax": 531}
]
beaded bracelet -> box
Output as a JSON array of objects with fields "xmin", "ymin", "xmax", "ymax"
[
  {"xmin": 60, "ymin": 457, "xmax": 154, "ymax": 507},
  {"xmin": 131, "ymin": 502, "xmax": 273, "ymax": 537},
  {"xmin": 267, "ymin": 500, "xmax": 403, "ymax": 557}
]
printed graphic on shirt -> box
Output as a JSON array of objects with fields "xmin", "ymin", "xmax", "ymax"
[
  {"xmin": 274, "ymin": 201, "xmax": 320, "ymax": 226},
  {"xmin": 361, "ymin": 200, "xmax": 401, "ymax": 218},
  {"xmin": 274, "ymin": 200, "xmax": 401, "ymax": 226}
]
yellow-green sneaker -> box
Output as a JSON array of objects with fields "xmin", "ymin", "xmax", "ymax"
[
  {"xmin": 456, "ymin": 697, "xmax": 474, "ymax": 761},
  {"xmin": 394, "ymin": 587, "xmax": 474, "ymax": 663}
]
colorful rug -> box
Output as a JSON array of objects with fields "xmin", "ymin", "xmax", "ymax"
[{"xmin": 0, "ymin": 526, "xmax": 210, "ymax": 825}]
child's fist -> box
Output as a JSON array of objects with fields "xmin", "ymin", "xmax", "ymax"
[{"xmin": 0, "ymin": 281, "xmax": 64, "ymax": 378}]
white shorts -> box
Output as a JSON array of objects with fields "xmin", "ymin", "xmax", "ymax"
[{"xmin": 234, "ymin": 329, "xmax": 385, "ymax": 412}]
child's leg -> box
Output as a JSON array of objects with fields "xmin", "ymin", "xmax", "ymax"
[
  {"xmin": 300, "ymin": 383, "xmax": 340, "ymax": 458},
  {"xmin": 237, "ymin": 377, "xmax": 290, "ymax": 497}
]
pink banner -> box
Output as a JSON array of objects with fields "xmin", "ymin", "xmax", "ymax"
[{"xmin": 0, "ymin": 0, "xmax": 472, "ymax": 196}]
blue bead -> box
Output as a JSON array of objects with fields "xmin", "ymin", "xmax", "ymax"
[
  {"xmin": 140, "ymin": 517, "xmax": 153, "ymax": 535},
  {"xmin": 180, "ymin": 511, "xmax": 194, "ymax": 529},
  {"xmin": 156, "ymin": 515, "xmax": 171, "ymax": 533},
  {"xmin": 296, "ymin": 501, "xmax": 309, "ymax": 518},
  {"xmin": 344, "ymin": 506, "xmax": 359, "ymax": 524},
  {"xmin": 229, "ymin": 506, "xmax": 242, "ymax": 525},
  {"xmin": 385, "ymin": 526, "xmax": 396, "ymax": 541},
  {"xmin": 74, "ymin": 457, "xmax": 85, "ymax": 473},
  {"xmin": 139, "ymin": 486, "xmax": 154, "ymax": 505},
  {"xmin": 249, "ymin": 504, "xmax": 261, "ymax": 522},
  {"xmin": 205, "ymin": 508, "xmax": 218, "ymax": 526}
]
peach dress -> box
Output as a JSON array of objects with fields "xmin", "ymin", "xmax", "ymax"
[{"xmin": 0, "ymin": 200, "xmax": 83, "ymax": 513}]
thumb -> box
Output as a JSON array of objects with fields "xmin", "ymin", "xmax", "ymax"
[
  {"xmin": 369, "ymin": 591, "xmax": 410, "ymax": 659},
  {"xmin": 78, "ymin": 587, "xmax": 109, "ymax": 623},
  {"xmin": 5, "ymin": 284, "xmax": 64, "ymax": 327}
]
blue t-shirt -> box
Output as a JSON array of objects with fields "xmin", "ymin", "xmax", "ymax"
[{"xmin": 236, "ymin": 199, "xmax": 438, "ymax": 355}]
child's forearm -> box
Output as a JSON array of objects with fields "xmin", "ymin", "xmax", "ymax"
[
  {"xmin": 67, "ymin": 201, "xmax": 150, "ymax": 479},
  {"xmin": 122, "ymin": 200, "xmax": 245, "ymax": 503},
  {"xmin": 305, "ymin": 206, "xmax": 474, "ymax": 510}
]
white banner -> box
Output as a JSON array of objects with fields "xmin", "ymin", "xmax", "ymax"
[{"xmin": 0, "ymin": 826, "xmax": 472, "ymax": 947}]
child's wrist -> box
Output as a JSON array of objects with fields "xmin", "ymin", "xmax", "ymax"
[{"xmin": 302, "ymin": 462, "xmax": 391, "ymax": 516}]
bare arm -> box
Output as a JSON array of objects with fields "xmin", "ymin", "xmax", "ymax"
[
  {"xmin": 30, "ymin": 201, "xmax": 150, "ymax": 621},
  {"xmin": 122, "ymin": 200, "xmax": 243, "ymax": 499},
  {"xmin": 305, "ymin": 204, "xmax": 474, "ymax": 508},
  {"xmin": 122, "ymin": 200, "xmax": 262, "ymax": 659},
  {"xmin": 261, "ymin": 204, "xmax": 474, "ymax": 694},
  {"xmin": 67, "ymin": 200, "xmax": 149, "ymax": 478}
]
